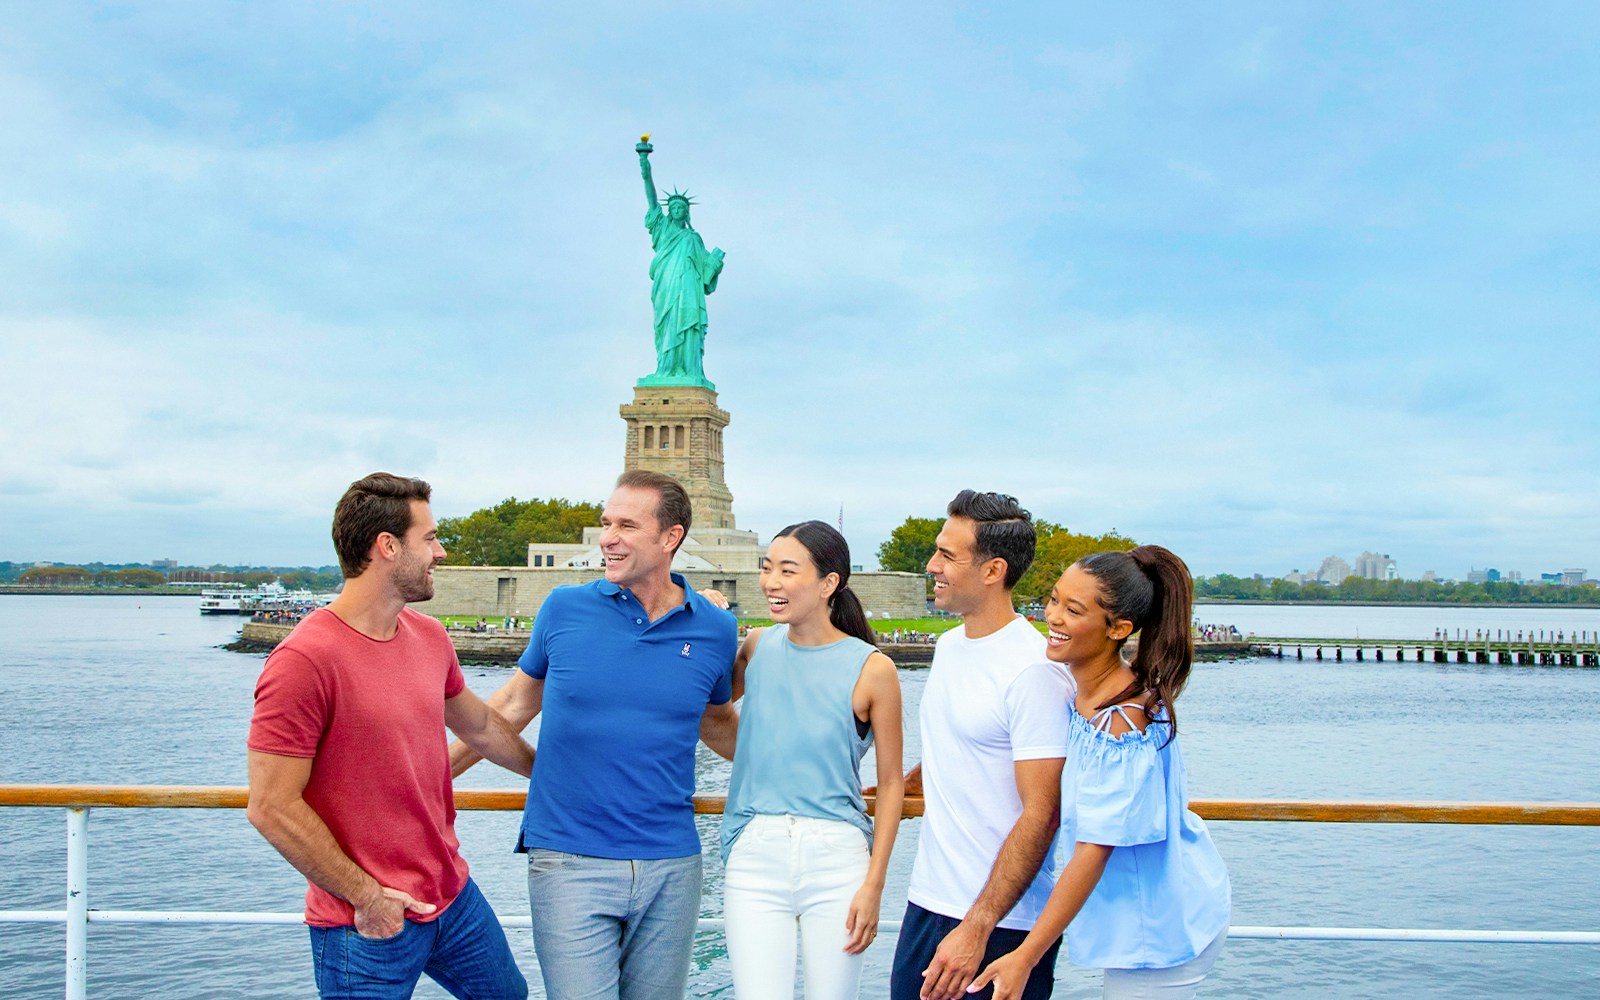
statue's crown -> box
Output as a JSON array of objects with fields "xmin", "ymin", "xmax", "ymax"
[{"xmin": 661, "ymin": 187, "xmax": 697, "ymax": 206}]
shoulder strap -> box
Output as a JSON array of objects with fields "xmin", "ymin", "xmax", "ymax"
[{"xmin": 1089, "ymin": 702, "xmax": 1148, "ymax": 734}]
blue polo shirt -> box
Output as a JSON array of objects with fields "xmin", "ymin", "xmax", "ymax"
[{"xmin": 516, "ymin": 574, "xmax": 737, "ymax": 859}]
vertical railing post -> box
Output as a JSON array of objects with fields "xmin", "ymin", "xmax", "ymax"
[{"xmin": 66, "ymin": 807, "xmax": 88, "ymax": 1000}]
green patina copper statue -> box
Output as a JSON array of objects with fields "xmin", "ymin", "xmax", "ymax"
[{"xmin": 635, "ymin": 135, "xmax": 725, "ymax": 389}]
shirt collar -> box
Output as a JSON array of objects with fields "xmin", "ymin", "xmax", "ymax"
[{"xmin": 599, "ymin": 572, "xmax": 697, "ymax": 612}]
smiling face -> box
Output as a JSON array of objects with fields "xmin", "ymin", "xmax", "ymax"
[
  {"xmin": 392, "ymin": 500, "xmax": 445, "ymax": 603},
  {"xmin": 926, "ymin": 516, "xmax": 995, "ymax": 616},
  {"xmin": 1042, "ymin": 563, "xmax": 1134, "ymax": 664},
  {"xmin": 598, "ymin": 485, "xmax": 679, "ymax": 590},
  {"xmin": 760, "ymin": 534, "xmax": 837, "ymax": 627}
]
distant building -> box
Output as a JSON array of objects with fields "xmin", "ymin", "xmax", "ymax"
[
  {"xmin": 1421, "ymin": 569, "xmax": 1439, "ymax": 583},
  {"xmin": 1505, "ymin": 570, "xmax": 1523, "ymax": 583},
  {"xmin": 1284, "ymin": 568, "xmax": 1314, "ymax": 585},
  {"xmin": 1316, "ymin": 556, "xmax": 1351, "ymax": 584},
  {"xmin": 1466, "ymin": 567, "xmax": 1501, "ymax": 584},
  {"xmin": 1561, "ymin": 568, "xmax": 1587, "ymax": 587},
  {"xmin": 1353, "ymin": 551, "xmax": 1397, "ymax": 581},
  {"xmin": 152, "ymin": 559, "xmax": 177, "ymax": 571},
  {"xmin": 1540, "ymin": 573, "xmax": 1562, "ymax": 585}
]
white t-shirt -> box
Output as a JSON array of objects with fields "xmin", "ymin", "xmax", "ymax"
[{"xmin": 907, "ymin": 616, "xmax": 1071, "ymax": 931}]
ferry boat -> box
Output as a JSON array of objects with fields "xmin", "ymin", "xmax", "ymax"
[
  {"xmin": 196, "ymin": 588, "xmax": 249, "ymax": 615},
  {"xmin": 199, "ymin": 582, "xmax": 335, "ymax": 616}
]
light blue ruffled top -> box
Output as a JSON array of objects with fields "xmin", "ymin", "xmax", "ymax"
[{"xmin": 1060, "ymin": 692, "xmax": 1231, "ymax": 970}]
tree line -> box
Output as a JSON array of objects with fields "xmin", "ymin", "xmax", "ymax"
[
  {"xmin": 436, "ymin": 497, "xmax": 605, "ymax": 566},
  {"xmin": 2, "ymin": 563, "xmax": 342, "ymax": 591},
  {"xmin": 1197, "ymin": 574, "xmax": 1600, "ymax": 605},
  {"xmin": 876, "ymin": 517, "xmax": 1137, "ymax": 603}
]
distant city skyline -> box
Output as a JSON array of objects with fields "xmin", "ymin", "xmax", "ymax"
[{"xmin": 3, "ymin": 6, "xmax": 1597, "ymax": 577}]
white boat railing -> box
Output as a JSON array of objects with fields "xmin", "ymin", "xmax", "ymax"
[{"xmin": 3, "ymin": 786, "xmax": 1598, "ymax": 1000}]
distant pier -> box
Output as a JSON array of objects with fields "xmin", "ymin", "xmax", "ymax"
[{"xmin": 1247, "ymin": 635, "xmax": 1600, "ymax": 667}]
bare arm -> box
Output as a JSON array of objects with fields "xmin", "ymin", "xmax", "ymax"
[
  {"xmin": 969, "ymin": 844, "xmax": 1113, "ymax": 1000},
  {"xmin": 698, "ymin": 627, "xmax": 761, "ymax": 759},
  {"xmin": 699, "ymin": 699, "xmax": 739, "ymax": 760},
  {"xmin": 246, "ymin": 750, "xmax": 436, "ymax": 937},
  {"xmin": 920, "ymin": 756, "xmax": 1065, "ymax": 1000},
  {"xmin": 448, "ymin": 671, "xmax": 543, "ymax": 778},
  {"xmin": 443, "ymin": 686, "xmax": 535, "ymax": 779},
  {"xmin": 845, "ymin": 652, "xmax": 904, "ymax": 954}
]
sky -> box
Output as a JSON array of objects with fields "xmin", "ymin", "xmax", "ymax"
[{"xmin": 2, "ymin": 2, "xmax": 1597, "ymax": 579}]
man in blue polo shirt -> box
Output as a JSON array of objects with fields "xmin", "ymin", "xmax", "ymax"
[{"xmin": 451, "ymin": 469, "xmax": 739, "ymax": 1000}]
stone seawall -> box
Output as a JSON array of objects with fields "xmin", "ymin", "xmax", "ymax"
[
  {"xmin": 233, "ymin": 620, "xmax": 939, "ymax": 665},
  {"xmin": 428, "ymin": 566, "xmax": 928, "ymax": 620}
]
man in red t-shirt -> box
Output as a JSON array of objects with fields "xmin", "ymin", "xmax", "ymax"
[{"xmin": 248, "ymin": 473, "xmax": 534, "ymax": 999}]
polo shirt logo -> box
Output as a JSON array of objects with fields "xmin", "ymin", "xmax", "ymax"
[{"xmin": 680, "ymin": 642, "xmax": 692, "ymax": 657}]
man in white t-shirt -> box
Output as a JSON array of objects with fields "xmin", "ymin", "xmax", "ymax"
[{"xmin": 890, "ymin": 490, "xmax": 1071, "ymax": 1000}]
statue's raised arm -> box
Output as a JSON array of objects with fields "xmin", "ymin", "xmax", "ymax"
[
  {"xmin": 632, "ymin": 135, "xmax": 725, "ymax": 391},
  {"xmin": 637, "ymin": 135, "xmax": 659, "ymax": 212}
]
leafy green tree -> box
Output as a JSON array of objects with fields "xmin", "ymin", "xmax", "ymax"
[
  {"xmin": 876, "ymin": 517, "xmax": 943, "ymax": 574},
  {"xmin": 438, "ymin": 497, "xmax": 605, "ymax": 566},
  {"xmin": 1012, "ymin": 521, "xmax": 1138, "ymax": 603},
  {"xmin": 98, "ymin": 568, "xmax": 165, "ymax": 587},
  {"xmin": 19, "ymin": 566, "xmax": 91, "ymax": 586}
]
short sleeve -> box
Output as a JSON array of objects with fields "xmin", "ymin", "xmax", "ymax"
[
  {"xmin": 519, "ymin": 601, "xmax": 553, "ymax": 680},
  {"xmin": 1003, "ymin": 661, "xmax": 1072, "ymax": 761},
  {"xmin": 247, "ymin": 648, "xmax": 327, "ymax": 758},
  {"xmin": 709, "ymin": 663, "xmax": 733, "ymax": 705},
  {"xmin": 1072, "ymin": 740, "xmax": 1168, "ymax": 847},
  {"xmin": 443, "ymin": 649, "xmax": 465, "ymax": 699}
]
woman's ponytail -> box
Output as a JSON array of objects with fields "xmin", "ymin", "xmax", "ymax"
[
  {"xmin": 829, "ymin": 585, "xmax": 879, "ymax": 647},
  {"xmin": 1077, "ymin": 544, "xmax": 1195, "ymax": 744}
]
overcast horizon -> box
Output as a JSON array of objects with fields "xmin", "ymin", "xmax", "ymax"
[{"xmin": 3, "ymin": 4, "xmax": 1597, "ymax": 580}]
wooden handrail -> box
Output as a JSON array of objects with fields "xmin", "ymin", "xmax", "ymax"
[{"xmin": 2, "ymin": 785, "xmax": 1599, "ymax": 825}]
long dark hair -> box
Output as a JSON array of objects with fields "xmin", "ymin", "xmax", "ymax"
[
  {"xmin": 773, "ymin": 520, "xmax": 878, "ymax": 647},
  {"xmin": 1076, "ymin": 545, "xmax": 1194, "ymax": 743}
]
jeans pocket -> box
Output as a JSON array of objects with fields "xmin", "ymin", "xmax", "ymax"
[
  {"xmin": 528, "ymin": 849, "xmax": 572, "ymax": 877},
  {"xmin": 351, "ymin": 924, "xmax": 407, "ymax": 944},
  {"xmin": 337, "ymin": 923, "xmax": 419, "ymax": 989},
  {"xmin": 818, "ymin": 822, "xmax": 869, "ymax": 853}
]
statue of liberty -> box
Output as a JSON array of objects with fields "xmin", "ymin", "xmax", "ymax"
[{"xmin": 635, "ymin": 136, "xmax": 725, "ymax": 389}]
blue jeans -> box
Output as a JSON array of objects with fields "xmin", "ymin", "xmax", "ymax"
[
  {"xmin": 308, "ymin": 878, "xmax": 527, "ymax": 999},
  {"xmin": 525, "ymin": 849, "xmax": 702, "ymax": 1000}
]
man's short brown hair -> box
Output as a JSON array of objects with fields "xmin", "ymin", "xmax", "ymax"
[
  {"xmin": 615, "ymin": 470, "xmax": 692, "ymax": 554},
  {"xmin": 332, "ymin": 473, "xmax": 432, "ymax": 578}
]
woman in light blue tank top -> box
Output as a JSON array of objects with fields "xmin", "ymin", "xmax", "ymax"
[
  {"xmin": 720, "ymin": 520, "xmax": 904, "ymax": 1000},
  {"xmin": 973, "ymin": 546, "xmax": 1230, "ymax": 1000}
]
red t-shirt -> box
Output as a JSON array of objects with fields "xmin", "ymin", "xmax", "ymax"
[{"xmin": 248, "ymin": 607, "xmax": 470, "ymax": 927}]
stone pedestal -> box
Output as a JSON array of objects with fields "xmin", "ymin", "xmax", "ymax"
[{"xmin": 620, "ymin": 385, "xmax": 736, "ymax": 530}]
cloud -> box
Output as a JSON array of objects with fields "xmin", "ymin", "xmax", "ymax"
[{"xmin": 0, "ymin": 4, "xmax": 1596, "ymax": 580}]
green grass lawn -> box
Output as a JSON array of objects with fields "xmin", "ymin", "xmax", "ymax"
[{"xmin": 431, "ymin": 613, "xmax": 1057, "ymax": 636}]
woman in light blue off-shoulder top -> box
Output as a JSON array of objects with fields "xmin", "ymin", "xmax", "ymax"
[{"xmin": 973, "ymin": 545, "xmax": 1230, "ymax": 1000}]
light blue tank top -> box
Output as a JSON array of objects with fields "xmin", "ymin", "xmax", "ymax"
[{"xmin": 719, "ymin": 625, "xmax": 877, "ymax": 862}]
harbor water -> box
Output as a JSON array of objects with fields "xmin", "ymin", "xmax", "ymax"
[{"xmin": 2, "ymin": 596, "xmax": 1598, "ymax": 998}]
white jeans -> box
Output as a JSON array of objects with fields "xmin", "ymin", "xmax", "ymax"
[
  {"xmin": 723, "ymin": 814, "xmax": 871, "ymax": 1000},
  {"xmin": 1101, "ymin": 927, "xmax": 1226, "ymax": 999}
]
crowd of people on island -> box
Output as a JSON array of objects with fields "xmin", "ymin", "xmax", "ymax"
[
  {"xmin": 456, "ymin": 616, "xmax": 527, "ymax": 633},
  {"xmin": 251, "ymin": 608, "xmax": 313, "ymax": 626},
  {"xmin": 246, "ymin": 472, "xmax": 1231, "ymax": 1000},
  {"xmin": 1194, "ymin": 622, "xmax": 1243, "ymax": 643}
]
